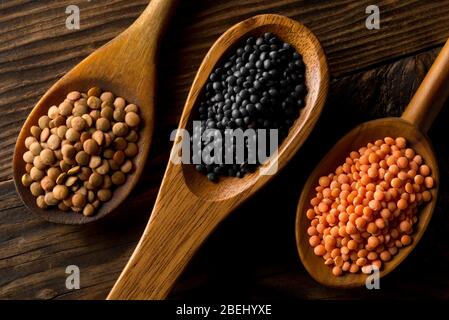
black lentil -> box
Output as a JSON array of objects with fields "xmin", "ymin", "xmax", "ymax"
[{"xmin": 192, "ymin": 33, "xmax": 307, "ymax": 182}]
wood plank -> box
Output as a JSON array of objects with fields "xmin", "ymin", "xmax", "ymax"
[
  {"xmin": 1, "ymin": 46, "xmax": 449, "ymax": 299},
  {"xmin": 1, "ymin": 0, "xmax": 449, "ymax": 182}
]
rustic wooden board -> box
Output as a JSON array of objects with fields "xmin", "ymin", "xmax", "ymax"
[
  {"xmin": 1, "ymin": 0, "xmax": 449, "ymax": 299},
  {"xmin": 1, "ymin": 46, "xmax": 449, "ymax": 299}
]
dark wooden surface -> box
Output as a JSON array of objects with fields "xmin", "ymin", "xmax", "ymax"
[{"xmin": 1, "ymin": 0, "xmax": 449, "ymax": 299}]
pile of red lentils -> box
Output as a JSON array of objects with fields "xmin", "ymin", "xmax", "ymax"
[{"xmin": 306, "ymin": 137, "xmax": 435, "ymax": 276}]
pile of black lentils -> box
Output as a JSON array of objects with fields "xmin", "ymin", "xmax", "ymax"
[{"xmin": 193, "ymin": 32, "xmax": 307, "ymax": 182}]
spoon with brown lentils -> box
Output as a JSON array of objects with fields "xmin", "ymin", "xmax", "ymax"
[
  {"xmin": 20, "ymin": 88, "xmax": 141, "ymax": 218},
  {"xmin": 12, "ymin": 0, "xmax": 177, "ymax": 224}
]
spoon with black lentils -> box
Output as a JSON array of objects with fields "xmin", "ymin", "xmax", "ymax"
[
  {"xmin": 193, "ymin": 31, "xmax": 308, "ymax": 182},
  {"xmin": 13, "ymin": 0, "xmax": 178, "ymax": 224},
  {"xmin": 108, "ymin": 15, "xmax": 329, "ymax": 300}
]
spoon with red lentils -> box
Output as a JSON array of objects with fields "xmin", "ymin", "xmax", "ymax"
[
  {"xmin": 12, "ymin": 0, "xmax": 178, "ymax": 224},
  {"xmin": 296, "ymin": 39, "xmax": 449, "ymax": 287}
]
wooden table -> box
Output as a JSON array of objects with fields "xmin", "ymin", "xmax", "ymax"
[{"xmin": 1, "ymin": 0, "xmax": 449, "ymax": 299}]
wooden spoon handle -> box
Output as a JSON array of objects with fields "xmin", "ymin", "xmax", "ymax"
[
  {"xmin": 402, "ymin": 39, "xmax": 449, "ymax": 132},
  {"xmin": 132, "ymin": 0, "xmax": 178, "ymax": 47},
  {"xmin": 107, "ymin": 170, "xmax": 224, "ymax": 300}
]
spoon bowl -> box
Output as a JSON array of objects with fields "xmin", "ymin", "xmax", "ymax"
[
  {"xmin": 296, "ymin": 118, "xmax": 439, "ymax": 287},
  {"xmin": 180, "ymin": 14, "xmax": 329, "ymax": 201},
  {"xmin": 12, "ymin": 0, "xmax": 178, "ymax": 224},
  {"xmin": 108, "ymin": 14, "xmax": 329, "ymax": 299},
  {"xmin": 296, "ymin": 39, "xmax": 449, "ymax": 287}
]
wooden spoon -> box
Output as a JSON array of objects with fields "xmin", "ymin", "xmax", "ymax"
[
  {"xmin": 12, "ymin": 0, "xmax": 178, "ymax": 224},
  {"xmin": 296, "ymin": 39, "xmax": 449, "ymax": 288},
  {"xmin": 107, "ymin": 14, "xmax": 329, "ymax": 299}
]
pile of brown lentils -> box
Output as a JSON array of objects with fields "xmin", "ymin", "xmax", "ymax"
[{"xmin": 21, "ymin": 88, "xmax": 141, "ymax": 216}]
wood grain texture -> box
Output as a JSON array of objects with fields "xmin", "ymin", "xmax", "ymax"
[
  {"xmin": 2, "ymin": 46, "xmax": 449, "ymax": 300},
  {"xmin": 1, "ymin": 0, "xmax": 449, "ymax": 299}
]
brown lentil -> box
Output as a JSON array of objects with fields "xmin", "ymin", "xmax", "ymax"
[
  {"xmin": 30, "ymin": 182, "xmax": 44, "ymax": 197},
  {"xmin": 87, "ymin": 96, "xmax": 101, "ymax": 110},
  {"xmin": 29, "ymin": 142, "xmax": 42, "ymax": 156},
  {"xmin": 47, "ymin": 167, "xmax": 61, "ymax": 181},
  {"xmin": 113, "ymin": 150, "xmax": 125, "ymax": 165},
  {"xmin": 38, "ymin": 116, "xmax": 50, "ymax": 129},
  {"xmin": 113, "ymin": 137, "xmax": 127, "ymax": 150},
  {"xmin": 83, "ymin": 203, "xmax": 95, "ymax": 217},
  {"xmin": 72, "ymin": 193, "xmax": 86, "ymax": 208},
  {"xmin": 44, "ymin": 192, "xmax": 58, "ymax": 206},
  {"xmin": 65, "ymin": 176, "xmax": 78, "ymax": 187},
  {"xmin": 88, "ymin": 172, "xmax": 103, "ymax": 189},
  {"xmin": 124, "ymin": 143, "xmax": 138, "ymax": 158},
  {"xmin": 25, "ymin": 163, "xmax": 33, "ymax": 173},
  {"xmin": 67, "ymin": 166, "xmax": 81, "ymax": 176},
  {"xmin": 111, "ymin": 171, "xmax": 126, "ymax": 185},
  {"xmin": 58, "ymin": 202, "xmax": 70, "ymax": 211},
  {"xmin": 47, "ymin": 134, "xmax": 61, "ymax": 150},
  {"xmin": 88, "ymin": 155, "xmax": 102, "ymax": 169},
  {"xmin": 125, "ymin": 104, "xmax": 139, "ymax": 113},
  {"xmin": 67, "ymin": 91, "xmax": 81, "ymax": 101},
  {"xmin": 100, "ymin": 92, "xmax": 114, "ymax": 104},
  {"xmin": 92, "ymin": 130, "xmax": 104, "ymax": 146},
  {"xmin": 88, "ymin": 87, "xmax": 101, "ymax": 97},
  {"xmin": 78, "ymin": 167, "xmax": 91, "ymax": 181},
  {"xmin": 23, "ymin": 151, "xmax": 34, "ymax": 163},
  {"xmin": 41, "ymin": 176, "xmax": 55, "ymax": 192},
  {"xmin": 112, "ymin": 122, "xmax": 128, "ymax": 137},
  {"xmin": 96, "ymin": 160, "xmax": 110, "ymax": 175},
  {"xmin": 73, "ymin": 102, "xmax": 88, "ymax": 116},
  {"xmin": 113, "ymin": 108, "xmax": 126, "ymax": 122},
  {"xmin": 108, "ymin": 159, "xmax": 120, "ymax": 171},
  {"xmin": 40, "ymin": 149, "xmax": 55, "ymax": 165},
  {"xmin": 82, "ymin": 114, "xmax": 93, "ymax": 127},
  {"xmin": 125, "ymin": 112, "xmax": 140, "ymax": 127},
  {"xmin": 21, "ymin": 174, "xmax": 33, "ymax": 187},
  {"xmin": 101, "ymin": 106, "xmax": 114, "ymax": 120},
  {"xmin": 66, "ymin": 128, "xmax": 80, "ymax": 142},
  {"xmin": 59, "ymin": 101, "xmax": 73, "ymax": 116},
  {"xmin": 40, "ymin": 127, "xmax": 50, "ymax": 142},
  {"xmin": 83, "ymin": 139, "xmax": 99, "ymax": 155},
  {"xmin": 30, "ymin": 167, "xmax": 45, "ymax": 181},
  {"xmin": 53, "ymin": 185, "xmax": 69, "ymax": 200},
  {"xmin": 120, "ymin": 160, "xmax": 133, "ymax": 173},
  {"xmin": 97, "ymin": 189, "xmax": 112, "ymax": 202},
  {"xmin": 96, "ymin": 118, "xmax": 110, "ymax": 132},
  {"xmin": 71, "ymin": 116, "xmax": 86, "ymax": 131},
  {"xmin": 36, "ymin": 195, "xmax": 47, "ymax": 209},
  {"xmin": 31, "ymin": 126, "xmax": 42, "ymax": 138},
  {"xmin": 102, "ymin": 175, "xmax": 112, "ymax": 189},
  {"xmin": 88, "ymin": 190, "xmax": 95, "ymax": 203},
  {"xmin": 56, "ymin": 172, "xmax": 67, "ymax": 185},
  {"xmin": 33, "ymin": 156, "xmax": 46, "ymax": 170}
]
